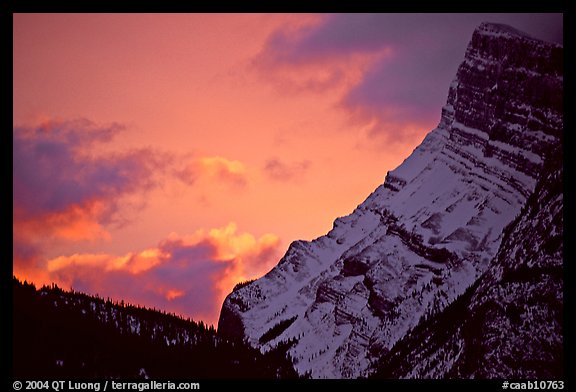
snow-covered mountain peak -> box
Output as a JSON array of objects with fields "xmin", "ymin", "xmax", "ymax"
[{"xmin": 218, "ymin": 23, "xmax": 563, "ymax": 378}]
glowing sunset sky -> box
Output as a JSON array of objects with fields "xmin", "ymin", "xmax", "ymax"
[{"xmin": 13, "ymin": 13, "xmax": 562, "ymax": 325}]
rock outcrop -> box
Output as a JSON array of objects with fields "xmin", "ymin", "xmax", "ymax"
[{"xmin": 373, "ymin": 143, "xmax": 563, "ymax": 378}]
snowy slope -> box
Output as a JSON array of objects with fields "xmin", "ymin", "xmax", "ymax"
[
  {"xmin": 218, "ymin": 23, "xmax": 563, "ymax": 378},
  {"xmin": 373, "ymin": 143, "xmax": 563, "ymax": 379}
]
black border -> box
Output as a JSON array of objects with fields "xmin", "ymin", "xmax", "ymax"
[
  {"xmin": 7, "ymin": 1, "xmax": 571, "ymax": 388},
  {"xmin": 8, "ymin": 1, "xmax": 569, "ymax": 14},
  {"xmin": 560, "ymin": 9, "xmax": 572, "ymax": 383}
]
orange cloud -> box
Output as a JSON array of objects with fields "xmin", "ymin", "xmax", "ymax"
[
  {"xmin": 46, "ymin": 246, "xmax": 164, "ymax": 275},
  {"xmin": 14, "ymin": 200, "xmax": 112, "ymax": 243},
  {"xmin": 175, "ymin": 156, "xmax": 249, "ymax": 188},
  {"xmin": 199, "ymin": 157, "xmax": 246, "ymax": 175},
  {"xmin": 200, "ymin": 223, "xmax": 281, "ymax": 305},
  {"xmin": 164, "ymin": 289, "xmax": 185, "ymax": 301},
  {"xmin": 36, "ymin": 223, "xmax": 281, "ymax": 325}
]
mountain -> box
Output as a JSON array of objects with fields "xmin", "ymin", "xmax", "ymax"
[
  {"xmin": 372, "ymin": 143, "xmax": 563, "ymax": 379},
  {"xmin": 218, "ymin": 22, "xmax": 563, "ymax": 378},
  {"xmin": 13, "ymin": 278, "xmax": 298, "ymax": 379}
]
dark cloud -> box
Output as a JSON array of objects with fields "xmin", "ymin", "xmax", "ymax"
[
  {"xmin": 13, "ymin": 119, "xmax": 167, "ymax": 222},
  {"xmin": 264, "ymin": 158, "xmax": 311, "ymax": 182},
  {"xmin": 12, "ymin": 239, "xmax": 42, "ymax": 268},
  {"xmin": 173, "ymin": 163, "xmax": 199, "ymax": 186},
  {"xmin": 255, "ymin": 13, "xmax": 563, "ymax": 144},
  {"xmin": 13, "ymin": 119, "xmax": 170, "ymax": 274}
]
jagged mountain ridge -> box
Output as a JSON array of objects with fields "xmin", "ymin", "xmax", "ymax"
[{"xmin": 218, "ymin": 22, "xmax": 563, "ymax": 378}]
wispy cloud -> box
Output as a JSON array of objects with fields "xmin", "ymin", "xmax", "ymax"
[
  {"xmin": 254, "ymin": 13, "xmax": 563, "ymax": 146},
  {"xmin": 264, "ymin": 158, "xmax": 311, "ymax": 182}
]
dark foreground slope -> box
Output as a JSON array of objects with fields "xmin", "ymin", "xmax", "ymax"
[
  {"xmin": 13, "ymin": 278, "xmax": 298, "ymax": 379},
  {"xmin": 373, "ymin": 143, "xmax": 563, "ymax": 379}
]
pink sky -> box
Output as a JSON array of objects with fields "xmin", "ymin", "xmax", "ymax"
[{"xmin": 13, "ymin": 13, "xmax": 562, "ymax": 325}]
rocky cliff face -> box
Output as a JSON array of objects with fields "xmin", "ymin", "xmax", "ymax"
[
  {"xmin": 218, "ymin": 23, "xmax": 563, "ymax": 378},
  {"xmin": 373, "ymin": 143, "xmax": 563, "ymax": 378}
]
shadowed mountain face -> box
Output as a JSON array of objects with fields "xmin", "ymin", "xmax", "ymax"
[{"xmin": 218, "ymin": 23, "xmax": 563, "ymax": 378}]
